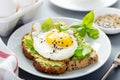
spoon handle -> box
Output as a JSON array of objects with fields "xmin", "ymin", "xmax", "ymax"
[{"xmin": 101, "ymin": 64, "xmax": 115, "ymax": 80}]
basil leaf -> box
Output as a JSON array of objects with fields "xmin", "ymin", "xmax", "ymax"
[
  {"xmin": 56, "ymin": 23, "xmax": 61, "ymax": 31},
  {"xmin": 82, "ymin": 44, "xmax": 93, "ymax": 56},
  {"xmin": 60, "ymin": 26, "xmax": 69, "ymax": 31},
  {"xmin": 41, "ymin": 18, "xmax": 53, "ymax": 32},
  {"xmin": 82, "ymin": 11, "xmax": 94, "ymax": 28},
  {"xmin": 76, "ymin": 27, "xmax": 86, "ymax": 37},
  {"xmin": 72, "ymin": 44, "xmax": 93, "ymax": 61},
  {"xmin": 70, "ymin": 24, "xmax": 82, "ymax": 29},
  {"xmin": 72, "ymin": 47, "xmax": 83, "ymax": 61},
  {"xmin": 87, "ymin": 27, "xmax": 99, "ymax": 39}
]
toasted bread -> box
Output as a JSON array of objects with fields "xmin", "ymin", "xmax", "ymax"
[
  {"xmin": 67, "ymin": 51, "xmax": 98, "ymax": 71},
  {"xmin": 22, "ymin": 33, "xmax": 67, "ymax": 74},
  {"xmin": 22, "ymin": 33, "xmax": 35, "ymax": 60},
  {"xmin": 21, "ymin": 33, "xmax": 98, "ymax": 74}
]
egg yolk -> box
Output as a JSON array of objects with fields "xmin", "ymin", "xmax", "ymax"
[{"xmin": 46, "ymin": 31, "xmax": 73, "ymax": 47}]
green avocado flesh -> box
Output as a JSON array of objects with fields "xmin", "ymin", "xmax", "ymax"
[{"xmin": 22, "ymin": 33, "xmax": 64, "ymax": 67}]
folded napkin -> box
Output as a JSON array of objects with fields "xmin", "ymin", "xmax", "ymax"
[{"xmin": 0, "ymin": 38, "xmax": 23, "ymax": 80}]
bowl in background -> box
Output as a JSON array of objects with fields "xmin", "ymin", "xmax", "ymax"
[
  {"xmin": 0, "ymin": 0, "xmax": 43, "ymax": 37},
  {"xmin": 94, "ymin": 7, "xmax": 120, "ymax": 34}
]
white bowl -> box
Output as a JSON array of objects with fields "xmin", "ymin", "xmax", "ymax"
[
  {"xmin": 0, "ymin": 0, "xmax": 42, "ymax": 37},
  {"xmin": 94, "ymin": 7, "xmax": 120, "ymax": 34}
]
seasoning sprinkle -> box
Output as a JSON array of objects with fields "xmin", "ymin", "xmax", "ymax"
[
  {"xmin": 95, "ymin": 14, "xmax": 120, "ymax": 28},
  {"xmin": 66, "ymin": 45, "xmax": 68, "ymax": 47}
]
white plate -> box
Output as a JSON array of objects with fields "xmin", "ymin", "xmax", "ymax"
[
  {"xmin": 7, "ymin": 17, "xmax": 111, "ymax": 79},
  {"xmin": 49, "ymin": 0, "xmax": 118, "ymax": 11}
]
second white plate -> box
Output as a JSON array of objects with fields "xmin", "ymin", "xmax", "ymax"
[{"xmin": 50, "ymin": 0, "xmax": 118, "ymax": 11}]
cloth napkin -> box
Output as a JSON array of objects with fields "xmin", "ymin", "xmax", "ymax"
[{"xmin": 0, "ymin": 38, "xmax": 23, "ymax": 80}]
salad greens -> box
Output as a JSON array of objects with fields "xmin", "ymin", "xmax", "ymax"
[{"xmin": 39, "ymin": 11, "xmax": 99, "ymax": 61}]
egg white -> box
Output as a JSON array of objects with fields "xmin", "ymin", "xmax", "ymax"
[{"xmin": 32, "ymin": 23, "xmax": 78, "ymax": 60}]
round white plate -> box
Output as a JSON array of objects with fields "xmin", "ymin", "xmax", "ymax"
[
  {"xmin": 7, "ymin": 17, "xmax": 111, "ymax": 79},
  {"xmin": 49, "ymin": 0, "xmax": 118, "ymax": 11}
]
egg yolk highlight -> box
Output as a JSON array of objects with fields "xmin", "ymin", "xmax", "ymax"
[{"xmin": 46, "ymin": 31, "xmax": 73, "ymax": 47}]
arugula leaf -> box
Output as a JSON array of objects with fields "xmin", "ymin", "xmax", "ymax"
[
  {"xmin": 82, "ymin": 11, "xmax": 94, "ymax": 28},
  {"xmin": 41, "ymin": 18, "xmax": 53, "ymax": 32}
]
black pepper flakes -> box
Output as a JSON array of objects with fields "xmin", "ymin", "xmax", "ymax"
[
  {"xmin": 66, "ymin": 45, "xmax": 68, "ymax": 47},
  {"xmin": 60, "ymin": 37, "xmax": 62, "ymax": 39},
  {"xmin": 53, "ymin": 49, "xmax": 55, "ymax": 53},
  {"xmin": 71, "ymin": 41, "xmax": 73, "ymax": 43},
  {"xmin": 58, "ymin": 41, "xmax": 60, "ymax": 43}
]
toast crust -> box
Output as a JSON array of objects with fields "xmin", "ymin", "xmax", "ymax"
[
  {"xmin": 22, "ymin": 33, "xmax": 34, "ymax": 60},
  {"xmin": 67, "ymin": 51, "xmax": 98, "ymax": 71},
  {"xmin": 33, "ymin": 58, "xmax": 67, "ymax": 74}
]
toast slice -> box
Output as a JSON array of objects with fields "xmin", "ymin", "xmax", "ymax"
[
  {"xmin": 21, "ymin": 33, "xmax": 98, "ymax": 74},
  {"xmin": 22, "ymin": 33, "xmax": 67, "ymax": 74},
  {"xmin": 67, "ymin": 51, "xmax": 98, "ymax": 71}
]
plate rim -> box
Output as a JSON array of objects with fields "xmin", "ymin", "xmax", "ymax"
[
  {"xmin": 49, "ymin": 0, "xmax": 118, "ymax": 11},
  {"xmin": 7, "ymin": 17, "xmax": 112, "ymax": 79}
]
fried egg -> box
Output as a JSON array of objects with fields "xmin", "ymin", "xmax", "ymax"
[{"xmin": 32, "ymin": 23, "xmax": 78, "ymax": 60}]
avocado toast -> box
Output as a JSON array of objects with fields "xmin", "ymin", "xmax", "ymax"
[
  {"xmin": 22, "ymin": 33, "xmax": 98, "ymax": 74},
  {"xmin": 21, "ymin": 11, "xmax": 99, "ymax": 74}
]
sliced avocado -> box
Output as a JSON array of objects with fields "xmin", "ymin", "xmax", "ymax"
[{"xmin": 35, "ymin": 56, "xmax": 64, "ymax": 67}]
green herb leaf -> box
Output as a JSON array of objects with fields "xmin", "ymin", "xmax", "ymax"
[
  {"xmin": 72, "ymin": 44, "xmax": 93, "ymax": 61},
  {"xmin": 82, "ymin": 44, "xmax": 93, "ymax": 56},
  {"xmin": 72, "ymin": 47, "xmax": 83, "ymax": 61},
  {"xmin": 87, "ymin": 27, "xmax": 99, "ymax": 39},
  {"xmin": 76, "ymin": 27, "xmax": 86, "ymax": 37},
  {"xmin": 56, "ymin": 23, "xmax": 68, "ymax": 31},
  {"xmin": 41, "ymin": 18, "xmax": 53, "ymax": 32},
  {"xmin": 25, "ymin": 39, "xmax": 33, "ymax": 48},
  {"xmin": 70, "ymin": 24, "xmax": 82, "ymax": 29},
  {"xmin": 82, "ymin": 11, "xmax": 94, "ymax": 28},
  {"xmin": 56, "ymin": 23, "xmax": 61, "ymax": 31},
  {"xmin": 60, "ymin": 26, "xmax": 69, "ymax": 31}
]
